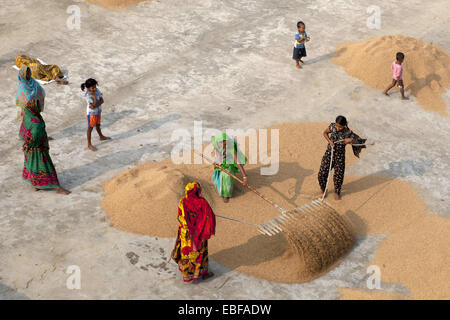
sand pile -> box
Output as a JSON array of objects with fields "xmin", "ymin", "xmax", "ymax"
[
  {"xmin": 103, "ymin": 123, "xmax": 360, "ymax": 283},
  {"xmin": 332, "ymin": 35, "xmax": 450, "ymax": 116},
  {"xmin": 86, "ymin": 0, "xmax": 149, "ymax": 9},
  {"xmin": 102, "ymin": 165, "xmax": 192, "ymax": 236},
  {"xmin": 102, "ymin": 123, "xmax": 450, "ymax": 296}
]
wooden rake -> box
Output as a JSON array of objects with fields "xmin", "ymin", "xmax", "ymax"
[{"xmin": 195, "ymin": 150, "xmax": 339, "ymax": 237}]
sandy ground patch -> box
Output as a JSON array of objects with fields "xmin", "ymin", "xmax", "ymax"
[
  {"xmin": 86, "ymin": 0, "xmax": 150, "ymax": 8},
  {"xmin": 1, "ymin": 0, "xmax": 449, "ymax": 299},
  {"xmin": 103, "ymin": 123, "xmax": 360, "ymax": 283},
  {"xmin": 102, "ymin": 123, "xmax": 450, "ymax": 297},
  {"xmin": 332, "ymin": 35, "xmax": 450, "ymax": 116}
]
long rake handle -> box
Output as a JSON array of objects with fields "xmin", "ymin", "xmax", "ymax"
[
  {"xmin": 194, "ymin": 150, "xmax": 286, "ymax": 212},
  {"xmin": 215, "ymin": 214, "xmax": 259, "ymax": 227},
  {"xmin": 320, "ymin": 139, "xmax": 367, "ymax": 200}
]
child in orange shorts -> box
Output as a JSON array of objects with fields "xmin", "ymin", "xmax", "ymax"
[{"xmin": 81, "ymin": 78, "xmax": 111, "ymax": 151}]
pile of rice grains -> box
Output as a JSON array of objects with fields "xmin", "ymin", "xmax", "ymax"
[{"xmin": 333, "ymin": 35, "xmax": 450, "ymax": 116}]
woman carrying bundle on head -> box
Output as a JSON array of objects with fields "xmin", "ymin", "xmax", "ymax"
[
  {"xmin": 211, "ymin": 133, "xmax": 248, "ymax": 203},
  {"xmin": 318, "ymin": 115, "xmax": 366, "ymax": 200},
  {"xmin": 17, "ymin": 66, "xmax": 70, "ymax": 195},
  {"xmin": 171, "ymin": 182, "xmax": 216, "ymax": 282}
]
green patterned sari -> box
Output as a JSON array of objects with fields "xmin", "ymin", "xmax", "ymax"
[{"xmin": 19, "ymin": 91, "xmax": 60, "ymax": 189}]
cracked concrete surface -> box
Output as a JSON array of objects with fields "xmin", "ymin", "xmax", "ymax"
[{"xmin": 0, "ymin": 0, "xmax": 449, "ymax": 299}]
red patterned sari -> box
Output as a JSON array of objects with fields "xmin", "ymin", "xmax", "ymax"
[{"xmin": 171, "ymin": 182, "xmax": 216, "ymax": 282}]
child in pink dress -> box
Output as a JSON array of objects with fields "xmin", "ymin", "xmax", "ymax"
[{"xmin": 384, "ymin": 52, "xmax": 408, "ymax": 100}]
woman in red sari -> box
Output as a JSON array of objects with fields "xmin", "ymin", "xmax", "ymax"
[{"xmin": 171, "ymin": 182, "xmax": 216, "ymax": 282}]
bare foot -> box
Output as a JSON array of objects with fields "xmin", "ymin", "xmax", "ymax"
[
  {"xmin": 202, "ymin": 272, "xmax": 214, "ymax": 280},
  {"xmin": 401, "ymin": 96, "xmax": 409, "ymax": 100},
  {"xmin": 99, "ymin": 136, "xmax": 111, "ymax": 141},
  {"xmin": 56, "ymin": 187, "xmax": 71, "ymax": 195},
  {"xmin": 223, "ymin": 197, "xmax": 229, "ymax": 203},
  {"xmin": 383, "ymin": 91, "xmax": 389, "ymax": 96},
  {"xmin": 334, "ymin": 194, "xmax": 341, "ymax": 200},
  {"xmin": 34, "ymin": 188, "xmax": 40, "ymax": 192},
  {"xmin": 296, "ymin": 64, "xmax": 302, "ymax": 69},
  {"xmin": 88, "ymin": 145, "xmax": 97, "ymax": 151}
]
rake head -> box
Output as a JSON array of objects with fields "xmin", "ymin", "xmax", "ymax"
[
  {"xmin": 257, "ymin": 198, "xmax": 355, "ymax": 274},
  {"xmin": 257, "ymin": 199, "xmax": 333, "ymax": 236}
]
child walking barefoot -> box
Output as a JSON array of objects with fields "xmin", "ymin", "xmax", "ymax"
[
  {"xmin": 81, "ymin": 78, "xmax": 111, "ymax": 151},
  {"xmin": 292, "ymin": 21, "xmax": 310, "ymax": 69},
  {"xmin": 384, "ymin": 52, "xmax": 409, "ymax": 100}
]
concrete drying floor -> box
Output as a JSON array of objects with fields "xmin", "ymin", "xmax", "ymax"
[{"xmin": 0, "ymin": 0, "xmax": 449, "ymax": 299}]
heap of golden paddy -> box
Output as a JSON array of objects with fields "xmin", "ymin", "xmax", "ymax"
[
  {"xmin": 102, "ymin": 123, "xmax": 358, "ymax": 282},
  {"xmin": 333, "ymin": 35, "xmax": 450, "ymax": 116},
  {"xmin": 102, "ymin": 122, "xmax": 450, "ymax": 296}
]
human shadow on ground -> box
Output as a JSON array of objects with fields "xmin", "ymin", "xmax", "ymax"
[
  {"xmin": 209, "ymin": 232, "xmax": 288, "ymax": 277},
  {"xmin": 94, "ymin": 113, "xmax": 182, "ymax": 149},
  {"xmin": 342, "ymin": 159, "xmax": 433, "ymax": 238},
  {"xmin": 229, "ymin": 162, "xmax": 314, "ymax": 208},
  {"xmin": 344, "ymin": 210, "xmax": 367, "ymax": 237},
  {"xmin": 210, "ymin": 160, "xmax": 433, "ymax": 276},
  {"xmin": 0, "ymin": 57, "xmax": 14, "ymax": 67},
  {"xmin": 341, "ymin": 159, "xmax": 433, "ymax": 197},
  {"xmin": 304, "ymin": 52, "xmax": 336, "ymax": 65},
  {"xmin": 0, "ymin": 282, "xmax": 29, "ymax": 300},
  {"xmin": 341, "ymin": 173, "xmax": 392, "ymax": 197},
  {"xmin": 54, "ymin": 113, "xmax": 181, "ymax": 189},
  {"xmin": 406, "ymin": 73, "xmax": 441, "ymax": 97},
  {"xmin": 304, "ymin": 47, "xmax": 346, "ymax": 65},
  {"xmin": 109, "ymin": 113, "xmax": 181, "ymax": 141},
  {"xmin": 218, "ymin": 159, "xmax": 432, "ymax": 204},
  {"xmin": 51, "ymin": 110, "xmax": 137, "ymax": 140},
  {"xmin": 58, "ymin": 143, "xmax": 160, "ymax": 190}
]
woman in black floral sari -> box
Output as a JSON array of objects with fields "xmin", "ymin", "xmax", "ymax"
[{"xmin": 318, "ymin": 115, "xmax": 366, "ymax": 200}]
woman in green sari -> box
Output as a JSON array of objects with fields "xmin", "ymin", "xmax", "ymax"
[
  {"xmin": 211, "ymin": 133, "xmax": 248, "ymax": 202},
  {"xmin": 17, "ymin": 66, "xmax": 70, "ymax": 195}
]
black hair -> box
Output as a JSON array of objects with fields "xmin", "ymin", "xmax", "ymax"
[
  {"xmin": 297, "ymin": 21, "xmax": 305, "ymax": 28},
  {"xmin": 81, "ymin": 78, "xmax": 98, "ymax": 91},
  {"xmin": 335, "ymin": 115, "xmax": 348, "ymax": 127},
  {"xmin": 396, "ymin": 52, "xmax": 405, "ymax": 61}
]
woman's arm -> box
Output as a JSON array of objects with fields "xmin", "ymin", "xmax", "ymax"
[
  {"xmin": 96, "ymin": 97, "xmax": 104, "ymax": 107},
  {"xmin": 87, "ymin": 93, "xmax": 96, "ymax": 109},
  {"xmin": 26, "ymin": 99, "xmax": 34, "ymax": 109},
  {"xmin": 323, "ymin": 127, "xmax": 334, "ymax": 147},
  {"xmin": 37, "ymin": 100, "xmax": 44, "ymax": 112},
  {"xmin": 234, "ymin": 153, "xmax": 248, "ymax": 186},
  {"xmin": 343, "ymin": 137, "xmax": 355, "ymax": 144},
  {"xmin": 26, "ymin": 102, "xmax": 46, "ymax": 148},
  {"xmin": 342, "ymin": 129, "xmax": 356, "ymax": 144},
  {"xmin": 91, "ymin": 92, "xmax": 97, "ymax": 106}
]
